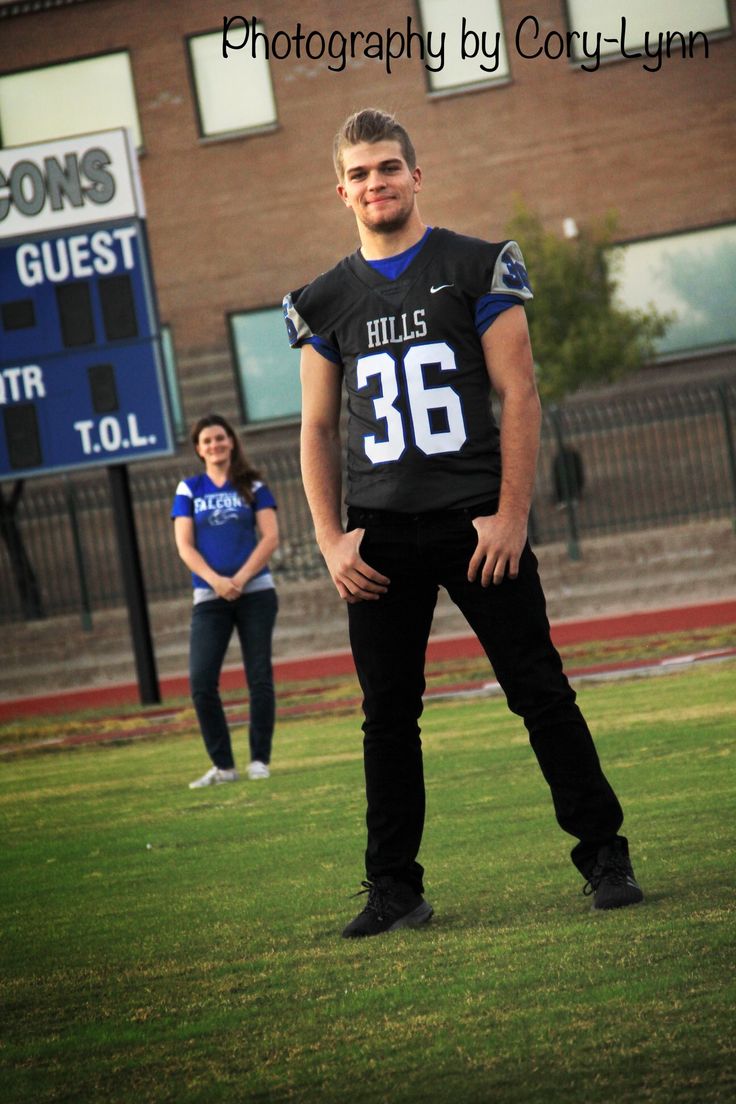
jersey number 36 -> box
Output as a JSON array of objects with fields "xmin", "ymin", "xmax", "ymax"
[{"xmin": 356, "ymin": 341, "xmax": 467, "ymax": 464}]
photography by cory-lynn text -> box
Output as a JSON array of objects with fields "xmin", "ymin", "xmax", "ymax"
[{"xmin": 222, "ymin": 13, "xmax": 714, "ymax": 75}]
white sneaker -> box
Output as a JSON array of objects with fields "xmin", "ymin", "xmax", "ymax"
[
  {"xmin": 247, "ymin": 761, "xmax": 270, "ymax": 780},
  {"xmin": 188, "ymin": 766, "xmax": 239, "ymax": 789}
]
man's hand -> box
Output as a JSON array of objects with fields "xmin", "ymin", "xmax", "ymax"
[
  {"xmin": 468, "ymin": 512, "xmax": 528, "ymax": 587},
  {"xmin": 321, "ymin": 528, "xmax": 390, "ymax": 603}
]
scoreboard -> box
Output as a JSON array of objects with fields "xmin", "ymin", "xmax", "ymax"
[{"xmin": 0, "ymin": 129, "xmax": 174, "ymax": 480}]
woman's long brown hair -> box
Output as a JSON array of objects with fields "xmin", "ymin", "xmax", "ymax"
[{"xmin": 190, "ymin": 413, "xmax": 262, "ymax": 505}]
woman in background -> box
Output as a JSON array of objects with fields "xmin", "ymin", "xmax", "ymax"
[{"xmin": 172, "ymin": 413, "xmax": 279, "ymax": 786}]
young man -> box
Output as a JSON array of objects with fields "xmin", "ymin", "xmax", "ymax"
[{"xmin": 284, "ymin": 109, "xmax": 643, "ymax": 938}]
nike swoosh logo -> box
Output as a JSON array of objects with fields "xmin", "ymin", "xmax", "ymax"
[{"xmin": 430, "ymin": 283, "xmax": 454, "ymax": 293}]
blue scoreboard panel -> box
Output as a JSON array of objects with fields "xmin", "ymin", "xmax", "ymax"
[{"xmin": 0, "ymin": 129, "xmax": 174, "ymax": 480}]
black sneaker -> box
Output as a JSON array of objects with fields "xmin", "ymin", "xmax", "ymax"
[
  {"xmin": 341, "ymin": 877, "xmax": 434, "ymax": 938},
  {"xmin": 583, "ymin": 838, "xmax": 644, "ymax": 911}
]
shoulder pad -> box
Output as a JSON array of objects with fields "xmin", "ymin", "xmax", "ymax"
[
  {"xmin": 491, "ymin": 241, "xmax": 533, "ymax": 300},
  {"xmin": 282, "ymin": 290, "xmax": 314, "ymax": 347}
]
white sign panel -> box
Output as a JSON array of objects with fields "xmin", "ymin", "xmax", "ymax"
[{"xmin": 0, "ymin": 128, "xmax": 144, "ymax": 240}]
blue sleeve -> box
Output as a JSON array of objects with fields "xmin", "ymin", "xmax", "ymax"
[
  {"xmin": 304, "ymin": 334, "xmax": 342, "ymax": 366},
  {"xmin": 475, "ymin": 294, "xmax": 526, "ymax": 338},
  {"xmin": 253, "ymin": 483, "xmax": 277, "ymax": 511},
  {"xmin": 171, "ymin": 479, "xmax": 194, "ymax": 519}
]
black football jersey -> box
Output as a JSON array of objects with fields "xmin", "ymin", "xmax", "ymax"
[{"xmin": 284, "ymin": 228, "xmax": 533, "ymax": 512}]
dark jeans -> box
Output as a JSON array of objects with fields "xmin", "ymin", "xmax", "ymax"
[
  {"xmin": 346, "ymin": 504, "xmax": 624, "ymax": 893},
  {"xmin": 189, "ymin": 588, "xmax": 278, "ymax": 768}
]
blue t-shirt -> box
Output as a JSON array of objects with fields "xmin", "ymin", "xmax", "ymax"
[{"xmin": 171, "ymin": 473, "xmax": 277, "ymax": 601}]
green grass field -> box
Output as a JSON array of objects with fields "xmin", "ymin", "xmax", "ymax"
[{"xmin": 1, "ymin": 662, "xmax": 735, "ymax": 1103}]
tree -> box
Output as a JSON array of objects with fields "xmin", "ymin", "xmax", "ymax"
[{"xmin": 505, "ymin": 202, "xmax": 671, "ymax": 403}]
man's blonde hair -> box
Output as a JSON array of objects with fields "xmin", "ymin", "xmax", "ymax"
[{"xmin": 333, "ymin": 109, "xmax": 417, "ymax": 180}]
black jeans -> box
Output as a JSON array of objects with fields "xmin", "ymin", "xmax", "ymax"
[
  {"xmin": 189, "ymin": 588, "xmax": 278, "ymax": 768},
  {"xmin": 346, "ymin": 504, "xmax": 624, "ymax": 893}
]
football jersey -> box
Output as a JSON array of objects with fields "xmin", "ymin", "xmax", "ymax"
[
  {"xmin": 284, "ymin": 228, "xmax": 533, "ymax": 512},
  {"xmin": 171, "ymin": 474, "xmax": 277, "ymax": 601}
]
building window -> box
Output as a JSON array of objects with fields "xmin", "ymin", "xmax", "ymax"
[
  {"xmin": 160, "ymin": 325, "xmax": 185, "ymax": 441},
  {"xmin": 229, "ymin": 307, "xmax": 300, "ymax": 424},
  {"xmin": 612, "ymin": 223, "xmax": 736, "ymax": 358},
  {"xmin": 186, "ymin": 27, "xmax": 277, "ymax": 140},
  {"xmin": 417, "ymin": 0, "xmax": 510, "ymax": 93},
  {"xmin": 0, "ymin": 52, "xmax": 142, "ymax": 150},
  {"xmin": 565, "ymin": 0, "xmax": 730, "ymax": 65}
]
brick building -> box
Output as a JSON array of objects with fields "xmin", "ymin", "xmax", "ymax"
[{"xmin": 1, "ymin": 0, "xmax": 735, "ymax": 455}]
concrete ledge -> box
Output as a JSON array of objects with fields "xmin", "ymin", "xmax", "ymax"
[{"xmin": 2, "ymin": 519, "xmax": 735, "ymax": 699}]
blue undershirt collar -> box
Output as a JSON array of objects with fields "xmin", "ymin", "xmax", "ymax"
[{"xmin": 363, "ymin": 226, "xmax": 433, "ymax": 281}]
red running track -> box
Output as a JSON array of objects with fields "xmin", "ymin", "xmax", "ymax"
[{"xmin": 2, "ymin": 599, "xmax": 735, "ymax": 722}]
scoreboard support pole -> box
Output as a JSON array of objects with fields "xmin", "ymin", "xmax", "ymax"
[{"xmin": 107, "ymin": 464, "xmax": 161, "ymax": 705}]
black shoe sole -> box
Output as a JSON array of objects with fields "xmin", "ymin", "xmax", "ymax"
[
  {"xmin": 342, "ymin": 900, "xmax": 434, "ymax": 938},
  {"xmin": 591, "ymin": 893, "xmax": 644, "ymax": 911},
  {"xmin": 387, "ymin": 900, "xmax": 434, "ymax": 931}
]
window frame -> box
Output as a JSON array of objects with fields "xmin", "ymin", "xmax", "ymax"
[
  {"xmin": 159, "ymin": 324, "xmax": 186, "ymax": 442},
  {"xmin": 184, "ymin": 26, "xmax": 279, "ymax": 143},
  {"xmin": 0, "ymin": 49, "xmax": 143, "ymax": 151},
  {"xmin": 562, "ymin": 0, "xmax": 733, "ymax": 68},
  {"xmin": 610, "ymin": 219, "xmax": 736, "ymax": 361},
  {"xmin": 227, "ymin": 306, "xmax": 301, "ymax": 427},
  {"xmin": 415, "ymin": 0, "xmax": 512, "ymax": 98}
]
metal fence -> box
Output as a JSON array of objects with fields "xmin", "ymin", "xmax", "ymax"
[
  {"xmin": 531, "ymin": 377, "xmax": 736, "ymax": 558},
  {"xmin": 1, "ymin": 375, "xmax": 734, "ymax": 625}
]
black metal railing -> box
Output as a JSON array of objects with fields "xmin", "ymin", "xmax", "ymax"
[{"xmin": 1, "ymin": 376, "xmax": 734, "ymax": 624}]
